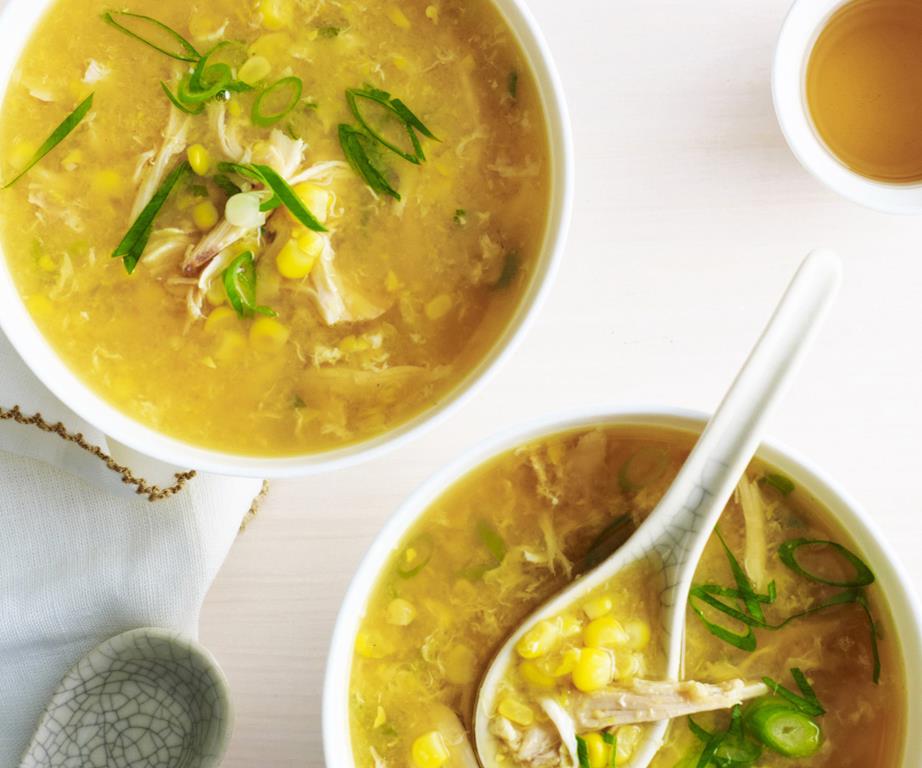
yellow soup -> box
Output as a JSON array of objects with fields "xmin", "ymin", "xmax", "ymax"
[
  {"xmin": 349, "ymin": 426, "xmax": 905, "ymax": 768},
  {"xmin": 0, "ymin": 0, "xmax": 550, "ymax": 455}
]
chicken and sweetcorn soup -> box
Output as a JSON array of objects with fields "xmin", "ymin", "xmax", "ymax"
[
  {"xmin": 0, "ymin": 0, "xmax": 549, "ymax": 455},
  {"xmin": 350, "ymin": 426, "xmax": 905, "ymax": 768}
]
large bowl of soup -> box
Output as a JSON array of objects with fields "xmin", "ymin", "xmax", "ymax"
[
  {"xmin": 0, "ymin": 0, "xmax": 571, "ymax": 476},
  {"xmin": 324, "ymin": 408, "xmax": 922, "ymax": 768}
]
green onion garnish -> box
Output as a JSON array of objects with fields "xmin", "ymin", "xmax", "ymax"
[
  {"xmin": 252, "ymin": 76, "xmax": 303, "ymax": 127},
  {"xmin": 576, "ymin": 514, "xmax": 635, "ymax": 575},
  {"xmin": 396, "ymin": 534, "xmax": 434, "ymax": 578},
  {"xmin": 212, "ymin": 174, "xmax": 242, "ymax": 197},
  {"xmin": 575, "ymin": 736, "xmax": 590, "ymax": 768},
  {"xmin": 222, "ymin": 251, "xmax": 276, "ymax": 318},
  {"xmin": 744, "ymin": 699, "xmax": 822, "ymax": 758},
  {"xmin": 601, "ymin": 732, "xmax": 617, "ymax": 768},
  {"xmin": 346, "ymin": 86, "xmax": 437, "ymax": 164},
  {"xmin": 778, "ymin": 538, "xmax": 875, "ymax": 588},
  {"xmin": 215, "ymin": 162, "xmax": 327, "ymax": 232},
  {"xmin": 459, "ymin": 520, "xmax": 507, "ymax": 580},
  {"xmin": 317, "ymin": 25, "xmax": 341, "ymax": 38},
  {"xmin": 161, "ymin": 81, "xmax": 204, "ymax": 115},
  {"xmin": 761, "ymin": 668, "xmax": 825, "ymax": 716},
  {"xmin": 508, "ymin": 70, "xmax": 519, "ymax": 99},
  {"xmin": 102, "ymin": 10, "xmax": 200, "ymax": 62},
  {"xmin": 494, "ymin": 251, "xmax": 520, "ymax": 290},
  {"xmin": 618, "ymin": 446, "xmax": 670, "ymax": 492},
  {"xmin": 338, "ymin": 124, "xmax": 400, "ymax": 199},
  {"xmin": 112, "ymin": 159, "xmax": 189, "ymax": 273},
  {"xmin": 2, "ymin": 93, "xmax": 94, "ymax": 189},
  {"xmin": 689, "ymin": 705, "xmax": 762, "ymax": 767},
  {"xmin": 761, "ymin": 473, "xmax": 795, "ymax": 495}
]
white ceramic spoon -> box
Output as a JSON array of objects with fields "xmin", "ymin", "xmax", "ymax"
[{"xmin": 473, "ymin": 249, "xmax": 842, "ymax": 768}]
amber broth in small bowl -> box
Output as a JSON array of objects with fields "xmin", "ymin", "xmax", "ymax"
[{"xmin": 775, "ymin": 0, "xmax": 922, "ymax": 211}]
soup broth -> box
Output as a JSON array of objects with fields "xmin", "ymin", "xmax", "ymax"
[
  {"xmin": 807, "ymin": 0, "xmax": 922, "ymax": 182},
  {"xmin": 0, "ymin": 0, "xmax": 549, "ymax": 455},
  {"xmin": 349, "ymin": 426, "xmax": 905, "ymax": 768}
]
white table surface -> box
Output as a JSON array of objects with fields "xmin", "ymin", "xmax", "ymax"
[{"xmin": 199, "ymin": 0, "xmax": 922, "ymax": 764}]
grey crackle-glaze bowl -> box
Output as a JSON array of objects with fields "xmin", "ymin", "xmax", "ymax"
[{"xmin": 20, "ymin": 628, "xmax": 232, "ymax": 768}]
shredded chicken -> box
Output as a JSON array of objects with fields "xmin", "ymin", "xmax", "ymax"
[
  {"xmin": 431, "ymin": 705, "xmax": 480, "ymax": 768},
  {"xmin": 303, "ymin": 238, "xmax": 389, "ymax": 324},
  {"xmin": 140, "ymin": 228, "xmax": 194, "ymax": 274},
  {"xmin": 182, "ymin": 218, "xmax": 252, "ymax": 276},
  {"xmin": 573, "ymin": 678, "xmax": 769, "ymax": 730},
  {"xmin": 83, "ymin": 59, "xmax": 110, "ymax": 84},
  {"xmin": 490, "ymin": 717, "xmax": 560, "ymax": 768},
  {"xmin": 208, "ymin": 102, "xmax": 250, "ymax": 163},
  {"xmin": 738, "ymin": 477, "xmax": 769, "ymax": 590},
  {"xmin": 130, "ymin": 107, "xmax": 191, "ymax": 220},
  {"xmin": 539, "ymin": 698, "xmax": 578, "ymax": 768}
]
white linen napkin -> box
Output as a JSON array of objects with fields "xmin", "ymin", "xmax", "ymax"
[{"xmin": 0, "ymin": 330, "xmax": 264, "ymax": 765}]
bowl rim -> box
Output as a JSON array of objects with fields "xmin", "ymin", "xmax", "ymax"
[
  {"xmin": 0, "ymin": 0, "xmax": 574, "ymax": 477},
  {"xmin": 322, "ymin": 404, "xmax": 922, "ymax": 768},
  {"xmin": 772, "ymin": 0, "xmax": 922, "ymax": 214}
]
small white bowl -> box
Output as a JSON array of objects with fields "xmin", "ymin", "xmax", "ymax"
[
  {"xmin": 0, "ymin": 0, "xmax": 573, "ymax": 478},
  {"xmin": 773, "ymin": 0, "xmax": 922, "ymax": 213},
  {"xmin": 323, "ymin": 407, "xmax": 922, "ymax": 767}
]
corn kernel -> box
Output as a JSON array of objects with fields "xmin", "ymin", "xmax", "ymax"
[
  {"xmin": 205, "ymin": 306, "xmax": 237, "ymax": 334},
  {"xmin": 516, "ymin": 620, "xmax": 560, "ymax": 659},
  {"xmin": 339, "ymin": 334, "xmax": 371, "ymax": 353},
  {"xmin": 583, "ymin": 595, "xmax": 613, "ymax": 620},
  {"xmin": 584, "ymin": 616, "xmax": 630, "ymax": 649},
  {"xmin": 425, "ymin": 293, "xmax": 453, "ymax": 320},
  {"xmin": 276, "ymin": 237, "xmax": 320, "ymax": 279},
  {"xmin": 192, "ymin": 200, "xmax": 219, "ymax": 231},
  {"xmin": 297, "ymin": 230, "xmax": 325, "ymax": 258},
  {"xmin": 248, "ymin": 31, "xmax": 291, "ymax": 59},
  {"xmin": 571, "ymin": 647, "xmax": 614, "ymax": 692},
  {"xmin": 623, "ymin": 619, "xmax": 650, "ymax": 650},
  {"xmin": 444, "ymin": 644, "xmax": 477, "ymax": 685},
  {"xmin": 9, "ymin": 140, "xmax": 36, "ymax": 169},
  {"xmin": 581, "ymin": 732, "xmax": 611, "ymax": 768},
  {"xmin": 373, "ymin": 706, "xmax": 387, "ymax": 729},
  {"xmin": 385, "ymin": 269, "xmax": 401, "ymax": 292},
  {"xmin": 214, "ymin": 330, "xmax": 247, "ymax": 363},
  {"xmin": 227, "ymin": 99, "xmax": 243, "ymax": 118},
  {"xmin": 26, "ymin": 294, "xmax": 53, "ymax": 317},
  {"xmin": 92, "ymin": 169, "xmax": 124, "ymax": 197},
  {"xmin": 356, "ymin": 629, "xmax": 392, "ymax": 659},
  {"xmin": 61, "ymin": 148, "xmax": 83, "ymax": 170},
  {"xmin": 497, "ymin": 698, "xmax": 534, "ymax": 726},
  {"xmin": 385, "ymin": 598, "xmax": 416, "ymax": 626},
  {"xmin": 37, "ymin": 254, "xmax": 56, "ymax": 272},
  {"xmin": 550, "ymin": 647, "xmax": 580, "ymax": 677},
  {"xmin": 238, "ymin": 55, "xmax": 272, "ymax": 86},
  {"xmin": 393, "ymin": 54, "xmax": 410, "ymax": 71},
  {"xmin": 291, "ymin": 182, "xmax": 332, "ymax": 224},
  {"xmin": 615, "ymin": 652, "xmax": 644, "ymax": 680},
  {"xmin": 206, "ymin": 279, "xmax": 227, "ymax": 306},
  {"xmin": 249, "ymin": 316, "xmax": 290, "ymax": 352},
  {"xmin": 411, "ymin": 731, "xmax": 449, "ymax": 768},
  {"xmin": 387, "ymin": 6, "xmax": 411, "ymax": 28},
  {"xmin": 187, "ymin": 144, "xmax": 212, "ymax": 176},
  {"xmin": 258, "ymin": 0, "xmax": 293, "ymax": 30},
  {"xmin": 425, "ymin": 4, "xmax": 439, "ymax": 23},
  {"xmin": 559, "ymin": 613, "xmax": 583, "ymax": 637},
  {"xmin": 519, "ymin": 659, "xmax": 555, "ymax": 688}
]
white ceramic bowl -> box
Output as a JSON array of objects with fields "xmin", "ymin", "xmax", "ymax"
[
  {"xmin": 323, "ymin": 407, "xmax": 922, "ymax": 767},
  {"xmin": 773, "ymin": 0, "xmax": 922, "ymax": 213},
  {"xmin": 0, "ymin": 0, "xmax": 573, "ymax": 478}
]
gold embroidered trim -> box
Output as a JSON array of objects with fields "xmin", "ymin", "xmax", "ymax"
[
  {"xmin": 0, "ymin": 405, "xmax": 196, "ymax": 501},
  {"xmin": 239, "ymin": 480, "xmax": 270, "ymax": 532}
]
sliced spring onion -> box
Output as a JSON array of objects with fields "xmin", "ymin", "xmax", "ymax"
[
  {"xmin": 453, "ymin": 208, "xmax": 467, "ymax": 225},
  {"xmin": 689, "ymin": 706, "xmax": 761, "ymax": 768},
  {"xmin": 112, "ymin": 159, "xmax": 189, "ymax": 273},
  {"xmin": 477, "ymin": 520, "xmax": 507, "ymax": 563},
  {"xmin": 761, "ymin": 473, "xmax": 795, "ymax": 495},
  {"xmin": 252, "ymin": 76, "xmax": 303, "ymax": 127},
  {"xmin": 222, "ymin": 251, "xmax": 275, "ymax": 317},
  {"xmin": 317, "ymin": 25, "xmax": 341, "ymax": 38},
  {"xmin": 576, "ymin": 514, "xmax": 634, "ymax": 575},
  {"xmin": 396, "ymin": 534, "xmax": 434, "ymax": 578},
  {"xmin": 601, "ymin": 732, "xmax": 617, "ymax": 768},
  {"xmin": 346, "ymin": 86, "xmax": 437, "ymax": 164},
  {"xmin": 575, "ymin": 736, "xmax": 590, "ymax": 768},
  {"xmin": 778, "ymin": 538, "xmax": 875, "ymax": 588},
  {"xmin": 216, "ymin": 162, "xmax": 327, "ymax": 232},
  {"xmin": 161, "ymin": 81, "xmax": 204, "ymax": 115},
  {"xmin": 744, "ymin": 699, "xmax": 822, "ymax": 758},
  {"xmin": 688, "ymin": 586, "xmax": 758, "ymax": 651},
  {"xmin": 2, "ymin": 93, "xmax": 94, "ymax": 189},
  {"xmin": 508, "ymin": 70, "xmax": 519, "ymax": 98},
  {"xmin": 618, "ymin": 445, "xmax": 669, "ymax": 492},
  {"xmin": 338, "ymin": 124, "xmax": 399, "ymax": 199},
  {"xmin": 761, "ymin": 668, "xmax": 825, "ymax": 716},
  {"xmin": 102, "ymin": 10, "xmax": 200, "ymax": 62},
  {"xmin": 716, "ymin": 529, "xmax": 773, "ymax": 623},
  {"xmin": 494, "ymin": 251, "xmax": 520, "ymax": 289},
  {"xmin": 212, "ymin": 173, "xmax": 242, "ymax": 197}
]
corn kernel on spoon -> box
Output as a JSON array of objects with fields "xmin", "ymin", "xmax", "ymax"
[{"xmin": 473, "ymin": 250, "xmax": 842, "ymax": 768}]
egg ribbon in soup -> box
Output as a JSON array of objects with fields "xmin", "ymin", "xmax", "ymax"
[
  {"xmin": 349, "ymin": 427, "xmax": 904, "ymax": 768},
  {"xmin": 0, "ymin": 0, "xmax": 550, "ymax": 455}
]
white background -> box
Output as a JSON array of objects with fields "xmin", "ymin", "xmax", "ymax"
[{"xmin": 199, "ymin": 0, "xmax": 922, "ymax": 764}]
